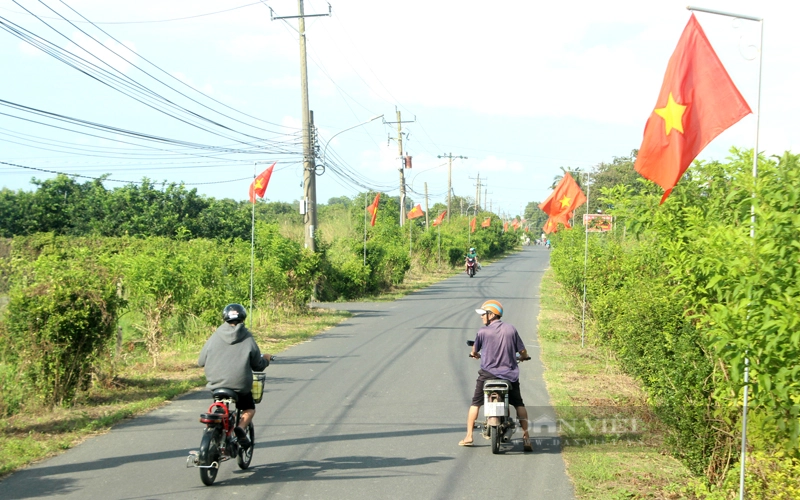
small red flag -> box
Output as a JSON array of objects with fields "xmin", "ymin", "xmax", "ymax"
[
  {"xmin": 407, "ymin": 204, "xmax": 424, "ymax": 220},
  {"xmin": 538, "ymin": 173, "xmax": 586, "ymax": 219},
  {"xmin": 470, "ymin": 217, "xmax": 476, "ymax": 233},
  {"xmin": 481, "ymin": 217, "xmax": 491, "ymax": 228},
  {"xmin": 634, "ymin": 14, "xmax": 751, "ymax": 203},
  {"xmin": 512, "ymin": 220, "xmax": 520, "ymax": 231},
  {"xmin": 432, "ymin": 210, "xmax": 447, "ymax": 227},
  {"xmin": 367, "ymin": 193, "xmax": 380, "ymax": 227},
  {"xmin": 503, "ymin": 221, "xmax": 508, "ymax": 232},
  {"xmin": 249, "ymin": 162, "xmax": 276, "ymax": 203}
]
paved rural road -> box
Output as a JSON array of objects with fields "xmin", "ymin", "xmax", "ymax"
[{"xmin": 1, "ymin": 246, "xmax": 573, "ymax": 500}]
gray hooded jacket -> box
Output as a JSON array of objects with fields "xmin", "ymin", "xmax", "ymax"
[{"xmin": 198, "ymin": 322, "xmax": 268, "ymax": 393}]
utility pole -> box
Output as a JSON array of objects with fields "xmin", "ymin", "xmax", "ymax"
[
  {"xmin": 384, "ymin": 108, "xmax": 415, "ymax": 226},
  {"xmin": 271, "ymin": 1, "xmax": 330, "ymax": 251},
  {"xmin": 424, "ymin": 182, "xmax": 429, "ymax": 230},
  {"xmin": 397, "ymin": 109, "xmax": 406, "ymax": 225},
  {"xmin": 437, "ymin": 153, "xmax": 467, "ymax": 222},
  {"xmin": 469, "ymin": 173, "xmax": 483, "ymax": 213}
]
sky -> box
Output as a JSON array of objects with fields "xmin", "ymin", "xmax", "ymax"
[{"xmin": 0, "ymin": 0, "xmax": 797, "ymax": 218}]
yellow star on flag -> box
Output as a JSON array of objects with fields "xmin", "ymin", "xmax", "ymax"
[
  {"xmin": 558, "ymin": 196, "xmax": 572, "ymax": 209},
  {"xmin": 654, "ymin": 92, "xmax": 686, "ymax": 135},
  {"xmin": 254, "ymin": 178, "xmax": 264, "ymax": 189}
]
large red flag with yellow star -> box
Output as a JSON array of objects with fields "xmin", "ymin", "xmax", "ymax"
[
  {"xmin": 634, "ymin": 14, "xmax": 751, "ymax": 203},
  {"xmin": 249, "ymin": 162, "xmax": 276, "ymax": 203},
  {"xmin": 538, "ymin": 173, "xmax": 586, "ymax": 219}
]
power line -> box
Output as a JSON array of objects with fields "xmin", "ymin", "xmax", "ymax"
[
  {"xmin": 0, "ymin": 1, "xmax": 264, "ymax": 25},
  {"xmin": 0, "ymin": 160, "xmax": 253, "ymax": 185}
]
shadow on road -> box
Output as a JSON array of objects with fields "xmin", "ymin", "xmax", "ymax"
[
  {"xmin": 261, "ymin": 425, "xmax": 463, "ymax": 449},
  {"xmin": 221, "ymin": 454, "xmax": 456, "ymax": 485}
]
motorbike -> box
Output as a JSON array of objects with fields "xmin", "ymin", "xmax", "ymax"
[
  {"xmin": 467, "ymin": 340, "xmax": 530, "ymax": 454},
  {"xmin": 466, "ymin": 256, "xmax": 477, "ymax": 277},
  {"xmin": 187, "ymin": 371, "xmax": 267, "ymax": 485}
]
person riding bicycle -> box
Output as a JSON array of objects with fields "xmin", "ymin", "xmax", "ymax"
[
  {"xmin": 198, "ymin": 303, "xmax": 271, "ymax": 450},
  {"xmin": 459, "ymin": 300, "xmax": 532, "ymax": 451},
  {"xmin": 465, "ymin": 247, "xmax": 481, "ymax": 273}
]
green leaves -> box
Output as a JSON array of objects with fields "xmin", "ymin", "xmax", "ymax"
[{"xmin": 551, "ymin": 149, "xmax": 800, "ymax": 483}]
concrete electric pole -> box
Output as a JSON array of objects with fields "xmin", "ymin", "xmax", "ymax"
[
  {"xmin": 384, "ymin": 109, "xmax": 415, "ymax": 226},
  {"xmin": 437, "ymin": 153, "xmax": 467, "ymax": 223},
  {"xmin": 271, "ymin": 1, "xmax": 330, "ymax": 251}
]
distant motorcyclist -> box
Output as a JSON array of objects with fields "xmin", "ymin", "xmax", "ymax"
[
  {"xmin": 198, "ymin": 304, "xmax": 272, "ymax": 450},
  {"xmin": 465, "ymin": 247, "xmax": 481, "ymax": 273}
]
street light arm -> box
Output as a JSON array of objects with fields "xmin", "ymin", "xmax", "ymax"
[{"xmin": 321, "ymin": 115, "xmax": 383, "ymax": 166}]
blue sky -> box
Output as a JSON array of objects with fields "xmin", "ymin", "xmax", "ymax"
[{"xmin": 1, "ymin": 0, "xmax": 796, "ymax": 218}]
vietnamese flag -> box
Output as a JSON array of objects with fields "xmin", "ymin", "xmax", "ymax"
[
  {"xmin": 407, "ymin": 204, "xmax": 424, "ymax": 220},
  {"xmin": 470, "ymin": 217, "xmax": 476, "ymax": 233},
  {"xmin": 538, "ymin": 173, "xmax": 586, "ymax": 219},
  {"xmin": 544, "ymin": 212, "xmax": 572, "ymax": 234},
  {"xmin": 512, "ymin": 220, "xmax": 520, "ymax": 231},
  {"xmin": 634, "ymin": 14, "xmax": 751, "ymax": 203},
  {"xmin": 249, "ymin": 162, "xmax": 276, "ymax": 203},
  {"xmin": 503, "ymin": 221, "xmax": 508, "ymax": 232},
  {"xmin": 481, "ymin": 217, "xmax": 491, "ymax": 228},
  {"xmin": 432, "ymin": 210, "xmax": 447, "ymax": 227},
  {"xmin": 367, "ymin": 193, "xmax": 380, "ymax": 226},
  {"xmin": 543, "ymin": 218, "xmax": 557, "ymax": 234}
]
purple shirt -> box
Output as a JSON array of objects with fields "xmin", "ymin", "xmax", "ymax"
[{"xmin": 474, "ymin": 320, "xmax": 525, "ymax": 382}]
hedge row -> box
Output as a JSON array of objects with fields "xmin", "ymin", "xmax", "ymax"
[{"xmin": 549, "ymin": 149, "xmax": 800, "ymax": 489}]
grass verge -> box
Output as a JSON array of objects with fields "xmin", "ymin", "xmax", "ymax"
[{"xmin": 537, "ymin": 269, "xmax": 697, "ymax": 499}]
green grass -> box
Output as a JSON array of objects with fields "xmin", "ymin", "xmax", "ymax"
[{"xmin": 537, "ymin": 269, "xmax": 697, "ymax": 499}]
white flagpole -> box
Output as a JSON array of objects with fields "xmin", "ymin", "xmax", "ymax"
[
  {"xmin": 364, "ymin": 192, "xmax": 369, "ymax": 266},
  {"xmin": 687, "ymin": 9, "xmax": 763, "ymax": 499},
  {"xmin": 250, "ymin": 163, "xmax": 256, "ymax": 320},
  {"xmin": 581, "ymin": 172, "xmax": 590, "ymax": 348}
]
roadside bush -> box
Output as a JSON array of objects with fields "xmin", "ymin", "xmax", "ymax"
[
  {"xmin": 550, "ymin": 149, "xmax": 800, "ymax": 492},
  {"xmin": 3, "ymin": 248, "xmax": 123, "ymax": 407}
]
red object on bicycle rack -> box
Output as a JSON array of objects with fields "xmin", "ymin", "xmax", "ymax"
[{"xmin": 200, "ymin": 402, "xmax": 231, "ymax": 435}]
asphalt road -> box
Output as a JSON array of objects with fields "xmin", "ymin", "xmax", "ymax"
[{"xmin": 1, "ymin": 246, "xmax": 573, "ymax": 500}]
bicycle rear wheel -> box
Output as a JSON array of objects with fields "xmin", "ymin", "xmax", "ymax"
[
  {"xmin": 199, "ymin": 427, "xmax": 221, "ymax": 486},
  {"xmin": 236, "ymin": 422, "xmax": 254, "ymax": 470}
]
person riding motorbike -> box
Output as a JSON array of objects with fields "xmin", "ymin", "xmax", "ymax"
[
  {"xmin": 465, "ymin": 247, "xmax": 481, "ymax": 273},
  {"xmin": 198, "ymin": 303, "xmax": 272, "ymax": 450},
  {"xmin": 459, "ymin": 300, "xmax": 532, "ymax": 451}
]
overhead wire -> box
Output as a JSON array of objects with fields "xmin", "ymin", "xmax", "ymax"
[
  {"xmin": 53, "ymin": 0, "xmax": 297, "ymax": 132},
  {"xmin": 0, "ymin": 160, "xmax": 253, "ymax": 185},
  {"xmin": 4, "ymin": 2, "xmax": 288, "ymax": 146},
  {"xmin": 0, "ymin": 1, "xmax": 265, "ymax": 25}
]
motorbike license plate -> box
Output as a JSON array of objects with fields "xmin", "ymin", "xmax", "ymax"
[{"xmin": 485, "ymin": 402, "xmax": 505, "ymax": 417}]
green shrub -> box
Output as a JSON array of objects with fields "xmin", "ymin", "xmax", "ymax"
[{"xmin": 3, "ymin": 247, "xmax": 123, "ymax": 406}]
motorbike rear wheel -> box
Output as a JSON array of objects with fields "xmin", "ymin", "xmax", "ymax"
[
  {"xmin": 490, "ymin": 426, "xmax": 500, "ymax": 454},
  {"xmin": 236, "ymin": 422, "xmax": 254, "ymax": 470},
  {"xmin": 199, "ymin": 427, "xmax": 221, "ymax": 486}
]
